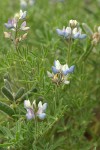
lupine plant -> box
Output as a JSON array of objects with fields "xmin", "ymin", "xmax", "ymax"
[
  {"xmin": 4, "ymin": 10, "xmax": 30, "ymax": 50},
  {"xmin": 0, "ymin": 0, "xmax": 100, "ymax": 150}
]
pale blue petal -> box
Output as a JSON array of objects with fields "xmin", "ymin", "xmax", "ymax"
[
  {"xmin": 20, "ymin": 12, "xmax": 27, "ymax": 19},
  {"xmin": 56, "ymin": 29, "xmax": 64, "ymax": 36},
  {"xmin": 73, "ymin": 33, "xmax": 80, "ymax": 39},
  {"xmin": 63, "ymin": 65, "xmax": 75, "ymax": 75},
  {"xmin": 63, "ymin": 69, "xmax": 69, "ymax": 75},
  {"xmin": 26, "ymin": 108, "xmax": 35, "ymax": 120},
  {"xmin": 68, "ymin": 65, "xmax": 75, "ymax": 73},
  {"xmin": 38, "ymin": 113, "xmax": 46, "ymax": 120},
  {"xmin": 4, "ymin": 23, "xmax": 14, "ymax": 29},
  {"xmin": 52, "ymin": 66, "xmax": 59, "ymax": 74},
  {"xmin": 56, "ymin": 29, "xmax": 68, "ymax": 38},
  {"xmin": 63, "ymin": 32, "xmax": 69, "ymax": 38},
  {"xmin": 79, "ymin": 34, "xmax": 87, "ymax": 39}
]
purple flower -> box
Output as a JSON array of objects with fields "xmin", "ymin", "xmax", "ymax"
[
  {"xmin": 20, "ymin": 21, "xmax": 30, "ymax": 31},
  {"xmin": 4, "ymin": 19, "xmax": 17, "ymax": 29}
]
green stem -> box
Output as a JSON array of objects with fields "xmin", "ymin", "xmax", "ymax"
[
  {"xmin": 77, "ymin": 45, "xmax": 94, "ymax": 63},
  {"xmin": 33, "ymin": 105, "xmax": 68, "ymax": 146},
  {"xmin": 34, "ymin": 117, "xmax": 38, "ymax": 144},
  {"xmin": 83, "ymin": 45, "xmax": 94, "ymax": 61},
  {"xmin": 13, "ymin": 22, "xmax": 19, "ymax": 51},
  {"xmin": 67, "ymin": 39, "xmax": 72, "ymax": 64}
]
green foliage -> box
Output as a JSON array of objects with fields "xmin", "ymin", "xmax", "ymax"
[
  {"xmin": 15, "ymin": 87, "xmax": 25, "ymax": 101},
  {"xmin": 0, "ymin": 0, "xmax": 100, "ymax": 150},
  {"xmin": 0, "ymin": 101, "xmax": 15, "ymax": 116},
  {"xmin": 1, "ymin": 86, "xmax": 14, "ymax": 101}
]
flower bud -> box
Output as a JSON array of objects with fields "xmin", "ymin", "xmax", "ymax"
[{"xmin": 69, "ymin": 20, "xmax": 79, "ymax": 28}]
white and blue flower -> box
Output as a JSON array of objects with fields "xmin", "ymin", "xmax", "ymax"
[
  {"xmin": 52, "ymin": 60, "xmax": 75, "ymax": 75},
  {"xmin": 24, "ymin": 100, "xmax": 35, "ymax": 120},
  {"xmin": 56, "ymin": 20, "xmax": 86, "ymax": 40},
  {"xmin": 47, "ymin": 60, "xmax": 75, "ymax": 85},
  {"xmin": 37, "ymin": 101, "xmax": 48, "ymax": 120},
  {"xmin": 14, "ymin": 10, "xmax": 27, "ymax": 20},
  {"xmin": 24, "ymin": 100, "xmax": 47, "ymax": 120}
]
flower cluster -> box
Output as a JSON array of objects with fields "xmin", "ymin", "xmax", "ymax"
[
  {"xmin": 56, "ymin": 20, "xmax": 86, "ymax": 40},
  {"xmin": 4, "ymin": 10, "xmax": 30, "ymax": 49},
  {"xmin": 92, "ymin": 26, "xmax": 100, "ymax": 45},
  {"xmin": 24, "ymin": 100, "xmax": 47, "ymax": 120},
  {"xmin": 20, "ymin": 0, "xmax": 35, "ymax": 9},
  {"xmin": 47, "ymin": 60, "xmax": 75, "ymax": 85}
]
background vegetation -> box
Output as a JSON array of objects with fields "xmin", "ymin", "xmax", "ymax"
[{"xmin": 0, "ymin": 0, "xmax": 100, "ymax": 149}]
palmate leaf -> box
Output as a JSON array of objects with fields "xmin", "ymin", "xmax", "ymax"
[{"xmin": 0, "ymin": 101, "xmax": 15, "ymax": 116}]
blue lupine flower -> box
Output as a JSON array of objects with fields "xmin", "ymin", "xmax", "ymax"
[
  {"xmin": 24, "ymin": 100, "xmax": 47, "ymax": 120},
  {"xmin": 72, "ymin": 28, "xmax": 86, "ymax": 39},
  {"xmin": 52, "ymin": 60, "xmax": 75, "ymax": 75},
  {"xmin": 56, "ymin": 27, "xmax": 71, "ymax": 39},
  {"xmin": 56, "ymin": 20, "xmax": 87, "ymax": 40},
  {"xmin": 47, "ymin": 60, "xmax": 75, "ymax": 85}
]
